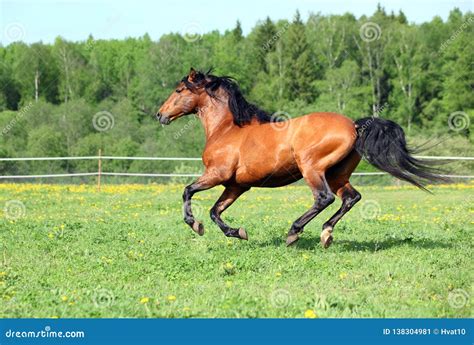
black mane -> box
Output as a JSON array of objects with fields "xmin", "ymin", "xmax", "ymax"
[{"xmin": 182, "ymin": 70, "xmax": 278, "ymax": 127}]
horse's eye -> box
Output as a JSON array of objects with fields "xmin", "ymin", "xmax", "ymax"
[{"xmin": 175, "ymin": 88, "xmax": 184, "ymax": 94}]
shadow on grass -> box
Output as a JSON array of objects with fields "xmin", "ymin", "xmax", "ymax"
[{"xmin": 256, "ymin": 236, "xmax": 452, "ymax": 251}]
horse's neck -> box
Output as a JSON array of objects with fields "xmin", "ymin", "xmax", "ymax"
[{"xmin": 197, "ymin": 98, "xmax": 235, "ymax": 141}]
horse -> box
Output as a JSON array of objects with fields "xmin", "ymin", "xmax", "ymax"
[{"xmin": 156, "ymin": 68, "xmax": 445, "ymax": 248}]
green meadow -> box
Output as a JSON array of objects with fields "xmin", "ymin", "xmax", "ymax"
[{"xmin": 0, "ymin": 183, "xmax": 472, "ymax": 318}]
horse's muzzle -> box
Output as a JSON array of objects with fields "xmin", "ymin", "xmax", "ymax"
[{"xmin": 156, "ymin": 113, "xmax": 171, "ymax": 125}]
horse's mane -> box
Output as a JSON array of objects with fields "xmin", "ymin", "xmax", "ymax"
[{"xmin": 182, "ymin": 69, "xmax": 278, "ymax": 127}]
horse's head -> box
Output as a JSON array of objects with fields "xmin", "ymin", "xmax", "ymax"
[{"xmin": 156, "ymin": 68, "xmax": 206, "ymax": 125}]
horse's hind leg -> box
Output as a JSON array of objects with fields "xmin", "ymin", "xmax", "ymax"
[
  {"xmin": 286, "ymin": 171, "xmax": 335, "ymax": 246},
  {"xmin": 210, "ymin": 185, "xmax": 250, "ymax": 240},
  {"xmin": 321, "ymin": 182, "xmax": 361, "ymax": 247},
  {"xmin": 321, "ymin": 150, "xmax": 362, "ymax": 247}
]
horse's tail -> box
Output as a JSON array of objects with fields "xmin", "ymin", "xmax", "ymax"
[{"xmin": 354, "ymin": 117, "xmax": 449, "ymax": 192}]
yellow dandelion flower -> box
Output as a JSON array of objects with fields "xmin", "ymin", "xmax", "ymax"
[
  {"xmin": 140, "ymin": 297, "xmax": 149, "ymax": 304},
  {"xmin": 304, "ymin": 309, "xmax": 317, "ymax": 318},
  {"xmin": 339, "ymin": 272, "xmax": 348, "ymax": 280},
  {"xmin": 167, "ymin": 295, "xmax": 177, "ymax": 302},
  {"xmin": 275, "ymin": 272, "xmax": 282, "ymax": 277},
  {"xmin": 61, "ymin": 296, "xmax": 68, "ymax": 302},
  {"xmin": 183, "ymin": 307, "xmax": 191, "ymax": 312},
  {"xmin": 48, "ymin": 233, "xmax": 54, "ymax": 239},
  {"xmin": 302, "ymin": 254, "xmax": 310, "ymax": 260},
  {"xmin": 225, "ymin": 280, "xmax": 233, "ymax": 288}
]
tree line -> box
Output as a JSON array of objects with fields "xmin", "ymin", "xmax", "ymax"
[{"xmin": 0, "ymin": 6, "xmax": 472, "ymax": 176}]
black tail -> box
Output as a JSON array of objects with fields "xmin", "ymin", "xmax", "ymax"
[{"xmin": 355, "ymin": 117, "xmax": 449, "ymax": 191}]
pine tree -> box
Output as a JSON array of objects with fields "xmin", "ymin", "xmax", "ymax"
[
  {"xmin": 252, "ymin": 17, "xmax": 277, "ymax": 72},
  {"xmin": 232, "ymin": 20, "xmax": 243, "ymax": 42},
  {"xmin": 398, "ymin": 10, "xmax": 408, "ymax": 24},
  {"xmin": 284, "ymin": 11, "xmax": 315, "ymax": 102}
]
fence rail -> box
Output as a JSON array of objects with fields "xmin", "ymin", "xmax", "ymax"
[
  {"xmin": 0, "ymin": 155, "xmax": 473, "ymax": 180},
  {"xmin": 0, "ymin": 156, "xmax": 202, "ymax": 161},
  {"xmin": 0, "ymin": 155, "xmax": 473, "ymax": 162},
  {"xmin": 1, "ymin": 172, "xmax": 473, "ymax": 179}
]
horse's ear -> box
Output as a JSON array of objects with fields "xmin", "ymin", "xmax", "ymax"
[{"xmin": 189, "ymin": 67, "xmax": 197, "ymax": 81}]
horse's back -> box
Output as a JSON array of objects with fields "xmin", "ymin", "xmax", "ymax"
[{"xmin": 290, "ymin": 112, "xmax": 356, "ymax": 133}]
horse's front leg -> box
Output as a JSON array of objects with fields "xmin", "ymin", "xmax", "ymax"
[
  {"xmin": 182, "ymin": 172, "xmax": 223, "ymax": 236},
  {"xmin": 210, "ymin": 184, "xmax": 250, "ymax": 240}
]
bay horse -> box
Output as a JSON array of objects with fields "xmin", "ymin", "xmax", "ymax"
[{"xmin": 156, "ymin": 68, "xmax": 444, "ymax": 248}]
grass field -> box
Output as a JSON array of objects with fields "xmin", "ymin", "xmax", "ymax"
[{"xmin": 0, "ymin": 182, "xmax": 472, "ymax": 318}]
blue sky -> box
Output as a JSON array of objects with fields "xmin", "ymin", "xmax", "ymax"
[{"xmin": 0, "ymin": 0, "xmax": 472, "ymax": 44}]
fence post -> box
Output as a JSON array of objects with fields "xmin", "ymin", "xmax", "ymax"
[{"xmin": 97, "ymin": 149, "xmax": 102, "ymax": 192}]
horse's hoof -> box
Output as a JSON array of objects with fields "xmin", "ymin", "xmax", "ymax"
[
  {"xmin": 320, "ymin": 228, "xmax": 333, "ymax": 248},
  {"xmin": 286, "ymin": 233, "xmax": 299, "ymax": 246},
  {"xmin": 192, "ymin": 221, "xmax": 204, "ymax": 236},
  {"xmin": 238, "ymin": 228, "xmax": 248, "ymax": 240}
]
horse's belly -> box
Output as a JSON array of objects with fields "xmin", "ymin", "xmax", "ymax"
[{"xmin": 235, "ymin": 161, "xmax": 302, "ymax": 187}]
